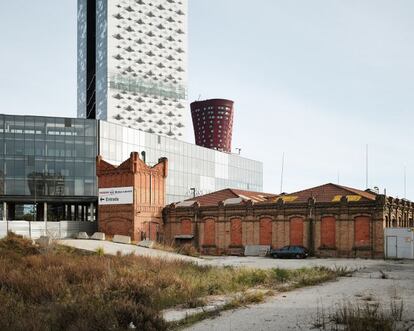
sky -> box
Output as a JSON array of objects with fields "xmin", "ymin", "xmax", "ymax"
[{"xmin": 0, "ymin": 0, "xmax": 413, "ymax": 198}]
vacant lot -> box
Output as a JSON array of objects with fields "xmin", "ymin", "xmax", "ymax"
[
  {"xmin": 185, "ymin": 260, "xmax": 414, "ymax": 331},
  {"xmin": 0, "ymin": 234, "xmax": 347, "ymax": 331},
  {"xmin": 61, "ymin": 239, "xmax": 387, "ymax": 271}
]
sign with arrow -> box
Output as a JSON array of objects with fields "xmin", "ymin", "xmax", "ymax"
[{"xmin": 98, "ymin": 187, "xmax": 133, "ymax": 205}]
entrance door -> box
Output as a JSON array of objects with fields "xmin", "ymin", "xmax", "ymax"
[{"xmin": 386, "ymin": 236, "xmax": 397, "ymax": 259}]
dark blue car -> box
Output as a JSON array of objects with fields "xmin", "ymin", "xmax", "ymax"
[{"xmin": 270, "ymin": 245, "xmax": 309, "ymax": 259}]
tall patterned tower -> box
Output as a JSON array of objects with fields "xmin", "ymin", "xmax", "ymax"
[{"xmin": 77, "ymin": 0, "xmax": 188, "ymax": 138}]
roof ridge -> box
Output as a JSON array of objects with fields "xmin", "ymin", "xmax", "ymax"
[
  {"xmin": 332, "ymin": 183, "xmax": 377, "ymax": 200},
  {"xmin": 289, "ymin": 183, "xmax": 333, "ymax": 195},
  {"xmin": 227, "ymin": 188, "xmax": 246, "ymax": 199}
]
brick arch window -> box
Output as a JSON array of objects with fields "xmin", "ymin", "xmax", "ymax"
[
  {"xmin": 290, "ymin": 217, "xmax": 304, "ymax": 246},
  {"xmin": 230, "ymin": 218, "xmax": 243, "ymax": 246},
  {"xmin": 354, "ymin": 216, "xmax": 371, "ymax": 247},
  {"xmin": 181, "ymin": 219, "xmax": 192, "ymax": 235},
  {"xmin": 259, "ymin": 217, "xmax": 272, "ymax": 246},
  {"xmin": 203, "ymin": 219, "xmax": 215, "ymax": 246},
  {"xmin": 320, "ymin": 216, "xmax": 336, "ymax": 248}
]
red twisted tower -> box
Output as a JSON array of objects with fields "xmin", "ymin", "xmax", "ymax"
[{"xmin": 190, "ymin": 99, "xmax": 234, "ymax": 153}]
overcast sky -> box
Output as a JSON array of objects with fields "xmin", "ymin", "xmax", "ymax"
[{"xmin": 0, "ymin": 0, "xmax": 413, "ymax": 198}]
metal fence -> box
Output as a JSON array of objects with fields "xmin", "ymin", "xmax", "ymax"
[{"xmin": 0, "ymin": 221, "xmax": 97, "ymax": 240}]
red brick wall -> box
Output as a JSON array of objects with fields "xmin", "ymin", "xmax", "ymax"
[
  {"xmin": 259, "ymin": 218, "xmax": 272, "ymax": 245},
  {"xmin": 203, "ymin": 219, "xmax": 215, "ymax": 246},
  {"xmin": 144, "ymin": 222, "xmax": 159, "ymax": 241},
  {"xmin": 290, "ymin": 217, "xmax": 303, "ymax": 245},
  {"xmin": 355, "ymin": 216, "xmax": 370, "ymax": 246},
  {"xmin": 96, "ymin": 153, "xmax": 167, "ymax": 241},
  {"xmin": 181, "ymin": 219, "xmax": 192, "ymax": 235},
  {"xmin": 230, "ymin": 218, "xmax": 242, "ymax": 246},
  {"xmin": 320, "ymin": 216, "xmax": 336, "ymax": 247}
]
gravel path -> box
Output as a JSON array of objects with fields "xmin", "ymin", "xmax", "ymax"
[
  {"xmin": 185, "ymin": 261, "xmax": 414, "ymax": 331},
  {"xmin": 60, "ymin": 239, "xmax": 389, "ymax": 271},
  {"xmin": 59, "ymin": 239, "xmax": 201, "ymax": 263}
]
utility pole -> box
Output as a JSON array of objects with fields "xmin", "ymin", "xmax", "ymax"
[
  {"xmin": 365, "ymin": 144, "xmax": 368, "ymax": 188},
  {"xmin": 280, "ymin": 152, "xmax": 285, "ymax": 193},
  {"xmin": 404, "ymin": 166, "xmax": 407, "ymax": 199}
]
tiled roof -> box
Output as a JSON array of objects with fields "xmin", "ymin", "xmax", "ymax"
[
  {"xmin": 184, "ymin": 188, "xmax": 277, "ymax": 207},
  {"xmin": 279, "ymin": 183, "xmax": 377, "ymax": 203},
  {"xmin": 177, "ymin": 183, "xmax": 378, "ymax": 207}
]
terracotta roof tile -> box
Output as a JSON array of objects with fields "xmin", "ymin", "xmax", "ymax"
[
  {"xmin": 280, "ymin": 183, "xmax": 377, "ymax": 203},
  {"xmin": 185, "ymin": 188, "xmax": 277, "ymax": 207}
]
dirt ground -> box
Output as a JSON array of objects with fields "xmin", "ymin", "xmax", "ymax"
[
  {"xmin": 61, "ymin": 239, "xmax": 387, "ymax": 270},
  {"xmin": 185, "ymin": 260, "xmax": 414, "ymax": 331},
  {"xmin": 60, "ymin": 240, "xmax": 414, "ymax": 330}
]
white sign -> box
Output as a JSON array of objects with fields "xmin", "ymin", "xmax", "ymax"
[{"xmin": 99, "ymin": 187, "xmax": 133, "ymax": 205}]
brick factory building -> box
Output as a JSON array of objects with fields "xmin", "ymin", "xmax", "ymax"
[
  {"xmin": 190, "ymin": 99, "xmax": 234, "ymax": 152},
  {"xmin": 96, "ymin": 152, "xmax": 168, "ymax": 241},
  {"xmin": 163, "ymin": 183, "xmax": 414, "ymax": 258}
]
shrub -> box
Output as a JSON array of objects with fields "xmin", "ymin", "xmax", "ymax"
[
  {"xmin": 95, "ymin": 246, "xmax": 105, "ymax": 256},
  {"xmin": 0, "ymin": 232, "xmax": 39, "ymax": 257},
  {"xmin": 271, "ymin": 268, "xmax": 291, "ymax": 282}
]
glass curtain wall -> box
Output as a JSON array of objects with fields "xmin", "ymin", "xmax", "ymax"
[
  {"xmin": 0, "ymin": 115, "xmax": 97, "ymax": 222},
  {"xmin": 99, "ymin": 121, "xmax": 263, "ymax": 203}
]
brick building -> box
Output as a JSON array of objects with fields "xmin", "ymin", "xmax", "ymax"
[
  {"xmin": 163, "ymin": 183, "xmax": 414, "ymax": 258},
  {"xmin": 96, "ymin": 152, "xmax": 168, "ymax": 241}
]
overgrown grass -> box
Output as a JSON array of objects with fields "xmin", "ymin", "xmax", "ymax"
[
  {"xmin": 0, "ymin": 233, "xmax": 347, "ymax": 330},
  {"xmin": 314, "ymin": 298, "xmax": 406, "ymax": 331},
  {"xmin": 153, "ymin": 242, "xmax": 200, "ymax": 257},
  {"xmin": 169, "ymin": 290, "xmax": 269, "ymax": 330}
]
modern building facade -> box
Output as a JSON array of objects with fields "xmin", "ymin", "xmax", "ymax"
[
  {"xmin": 77, "ymin": 0, "xmax": 188, "ymax": 138},
  {"xmin": 164, "ymin": 183, "xmax": 414, "ymax": 258},
  {"xmin": 190, "ymin": 99, "xmax": 234, "ymax": 152},
  {"xmin": 0, "ymin": 114, "xmax": 263, "ymax": 238},
  {"xmin": 99, "ymin": 120, "xmax": 262, "ymax": 204},
  {"xmin": 0, "ymin": 115, "xmax": 98, "ymax": 238}
]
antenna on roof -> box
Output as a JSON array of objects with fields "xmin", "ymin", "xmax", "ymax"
[
  {"xmin": 198, "ymin": 94, "xmax": 201, "ymax": 101},
  {"xmin": 365, "ymin": 144, "xmax": 369, "ymax": 189},
  {"xmin": 280, "ymin": 152, "xmax": 285, "ymax": 193},
  {"xmin": 404, "ymin": 165, "xmax": 407, "ymax": 199}
]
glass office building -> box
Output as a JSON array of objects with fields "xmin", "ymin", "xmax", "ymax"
[
  {"xmin": 0, "ymin": 115, "xmax": 97, "ymax": 223},
  {"xmin": 99, "ymin": 121, "xmax": 263, "ymax": 203},
  {"xmin": 0, "ymin": 114, "xmax": 263, "ymax": 237}
]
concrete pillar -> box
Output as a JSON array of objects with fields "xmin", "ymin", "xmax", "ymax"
[
  {"xmin": 44, "ymin": 202, "xmax": 47, "ymax": 235},
  {"xmin": 4, "ymin": 202, "xmax": 8, "ymax": 234},
  {"xmin": 90, "ymin": 203, "xmax": 94, "ymax": 222},
  {"xmin": 3, "ymin": 202, "xmax": 6, "ymax": 222}
]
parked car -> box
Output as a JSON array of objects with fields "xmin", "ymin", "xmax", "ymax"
[{"xmin": 270, "ymin": 245, "xmax": 309, "ymax": 259}]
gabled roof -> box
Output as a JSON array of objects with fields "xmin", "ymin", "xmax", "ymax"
[
  {"xmin": 184, "ymin": 188, "xmax": 277, "ymax": 207},
  {"xmin": 279, "ymin": 183, "xmax": 377, "ymax": 203}
]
